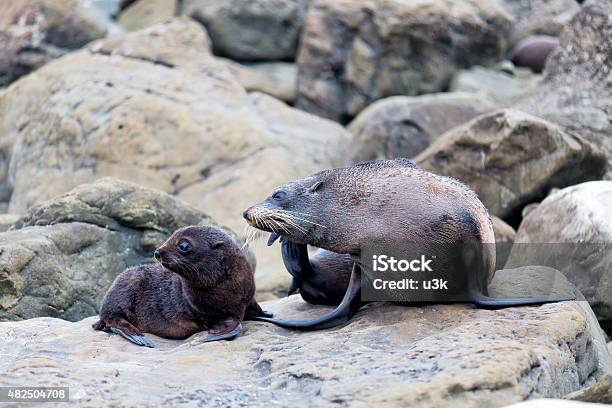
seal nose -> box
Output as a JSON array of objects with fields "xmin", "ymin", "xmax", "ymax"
[
  {"xmin": 154, "ymin": 250, "xmax": 161, "ymax": 260},
  {"xmin": 242, "ymin": 209, "xmax": 250, "ymax": 221}
]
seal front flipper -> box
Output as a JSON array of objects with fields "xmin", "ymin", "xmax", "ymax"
[
  {"xmin": 197, "ymin": 320, "xmax": 243, "ymax": 343},
  {"xmin": 471, "ymin": 293, "xmax": 576, "ymax": 309},
  {"xmin": 281, "ymin": 239, "xmax": 316, "ymax": 281},
  {"xmin": 253, "ymin": 263, "xmax": 364, "ymax": 331},
  {"xmin": 267, "ymin": 232, "xmax": 281, "ymax": 246},
  {"xmin": 107, "ymin": 318, "xmax": 154, "ymax": 348}
]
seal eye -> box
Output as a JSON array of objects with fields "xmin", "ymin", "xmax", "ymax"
[
  {"xmin": 177, "ymin": 240, "xmax": 192, "ymax": 252},
  {"xmin": 272, "ymin": 191, "xmax": 287, "ymax": 202}
]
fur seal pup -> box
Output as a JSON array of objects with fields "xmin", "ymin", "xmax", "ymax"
[
  {"xmin": 509, "ymin": 35, "xmax": 559, "ymax": 73},
  {"xmin": 244, "ymin": 158, "xmax": 574, "ymax": 330},
  {"xmin": 93, "ymin": 225, "xmax": 270, "ymax": 347}
]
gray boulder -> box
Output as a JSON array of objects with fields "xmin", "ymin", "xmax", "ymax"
[
  {"xmin": 0, "ymin": 178, "xmax": 217, "ymax": 322},
  {"xmin": 499, "ymin": 0, "xmax": 580, "ymax": 46},
  {"xmin": 505, "ymin": 181, "xmax": 612, "ymax": 326},
  {"xmin": 223, "ymin": 60, "xmax": 297, "ymax": 103},
  {"xmin": 0, "ymin": 18, "xmax": 351, "ymax": 297},
  {"xmin": 450, "ymin": 64, "xmax": 542, "ymax": 105},
  {"xmin": 181, "ymin": 0, "xmax": 309, "ymax": 61},
  {"xmin": 566, "ymin": 372, "xmax": 612, "ymax": 404},
  {"xmin": 346, "ymin": 92, "xmax": 495, "ymax": 163},
  {"xmin": 295, "ymin": 0, "xmax": 513, "ymax": 122},
  {"xmin": 0, "ymin": 0, "xmax": 107, "ymax": 86},
  {"xmin": 415, "ymin": 110, "xmax": 606, "ymax": 219},
  {"xmin": 515, "ymin": 0, "xmax": 612, "ymax": 178},
  {"xmin": 492, "ymin": 216, "xmax": 516, "ymax": 270},
  {"xmin": 117, "ymin": 0, "xmax": 178, "ymax": 31}
]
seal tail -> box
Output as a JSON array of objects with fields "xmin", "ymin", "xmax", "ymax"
[
  {"xmin": 470, "ymin": 293, "xmax": 575, "ymax": 309},
  {"xmin": 252, "ymin": 263, "xmax": 363, "ymax": 331}
]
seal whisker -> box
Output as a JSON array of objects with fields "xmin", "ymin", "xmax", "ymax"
[
  {"xmin": 257, "ymin": 209, "xmax": 276, "ymax": 232},
  {"xmin": 242, "ymin": 226, "xmax": 258, "ymax": 250},
  {"xmin": 279, "ymin": 217, "xmax": 308, "ymax": 234},
  {"xmin": 269, "ymin": 218, "xmax": 291, "ymax": 234},
  {"xmin": 274, "ymin": 212, "xmax": 327, "ymax": 228},
  {"xmin": 272, "ymin": 209, "xmax": 322, "ymax": 219},
  {"xmin": 262, "ymin": 209, "xmax": 310, "ymax": 233}
]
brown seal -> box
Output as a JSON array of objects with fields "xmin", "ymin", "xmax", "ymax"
[
  {"xmin": 92, "ymin": 225, "xmax": 270, "ymax": 347},
  {"xmin": 244, "ymin": 158, "xmax": 574, "ymax": 330},
  {"xmin": 509, "ymin": 35, "xmax": 560, "ymax": 73}
]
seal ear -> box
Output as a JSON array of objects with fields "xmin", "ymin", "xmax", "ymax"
[
  {"xmin": 309, "ymin": 181, "xmax": 323, "ymax": 193},
  {"xmin": 211, "ymin": 241, "xmax": 224, "ymax": 249}
]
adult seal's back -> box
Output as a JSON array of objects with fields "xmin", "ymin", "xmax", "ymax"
[{"xmin": 243, "ymin": 158, "xmax": 574, "ymax": 330}]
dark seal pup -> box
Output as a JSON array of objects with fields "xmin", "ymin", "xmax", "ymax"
[
  {"xmin": 243, "ymin": 158, "xmax": 574, "ymax": 331},
  {"xmin": 93, "ymin": 225, "xmax": 269, "ymax": 347}
]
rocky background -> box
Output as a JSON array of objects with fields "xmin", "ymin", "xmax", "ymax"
[{"xmin": 0, "ymin": 0, "xmax": 610, "ymax": 406}]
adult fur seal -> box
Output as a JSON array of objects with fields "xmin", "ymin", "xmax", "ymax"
[
  {"xmin": 243, "ymin": 158, "xmax": 574, "ymax": 331},
  {"xmin": 93, "ymin": 225, "xmax": 270, "ymax": 347}
]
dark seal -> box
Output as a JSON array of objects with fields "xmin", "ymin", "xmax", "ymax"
[
  {"xmin": 93, "ymin": 225, "xmax": 270, "ymax": 347},
  {"xmin": 244, "ymin": 158, "xmax": 574, "ymax": 330}
]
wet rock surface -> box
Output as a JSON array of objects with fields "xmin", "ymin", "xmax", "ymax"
[{"xmin": 0, "ymin": 267, "xmax": 609, "ymax": 407}]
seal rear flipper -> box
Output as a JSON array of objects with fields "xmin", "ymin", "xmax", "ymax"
[
  {"xmin": 110, "ymin": 327, "xmax": 154, "ymax": 348},
  {"xmin": 253, "ymin": 263, "xmax": 363, "ymax": 331},
  {"xmin": 197, "ymin": 320, "xmax": 242, "ymax": 343},
  {"xmin": 471, "ymin": 293, "xmax": 576, "ymax": 309}
]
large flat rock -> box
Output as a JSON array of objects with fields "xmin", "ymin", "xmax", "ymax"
[{"xmin": 0, "ymin": 269, "xmax": 610, "ymax": 407}]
